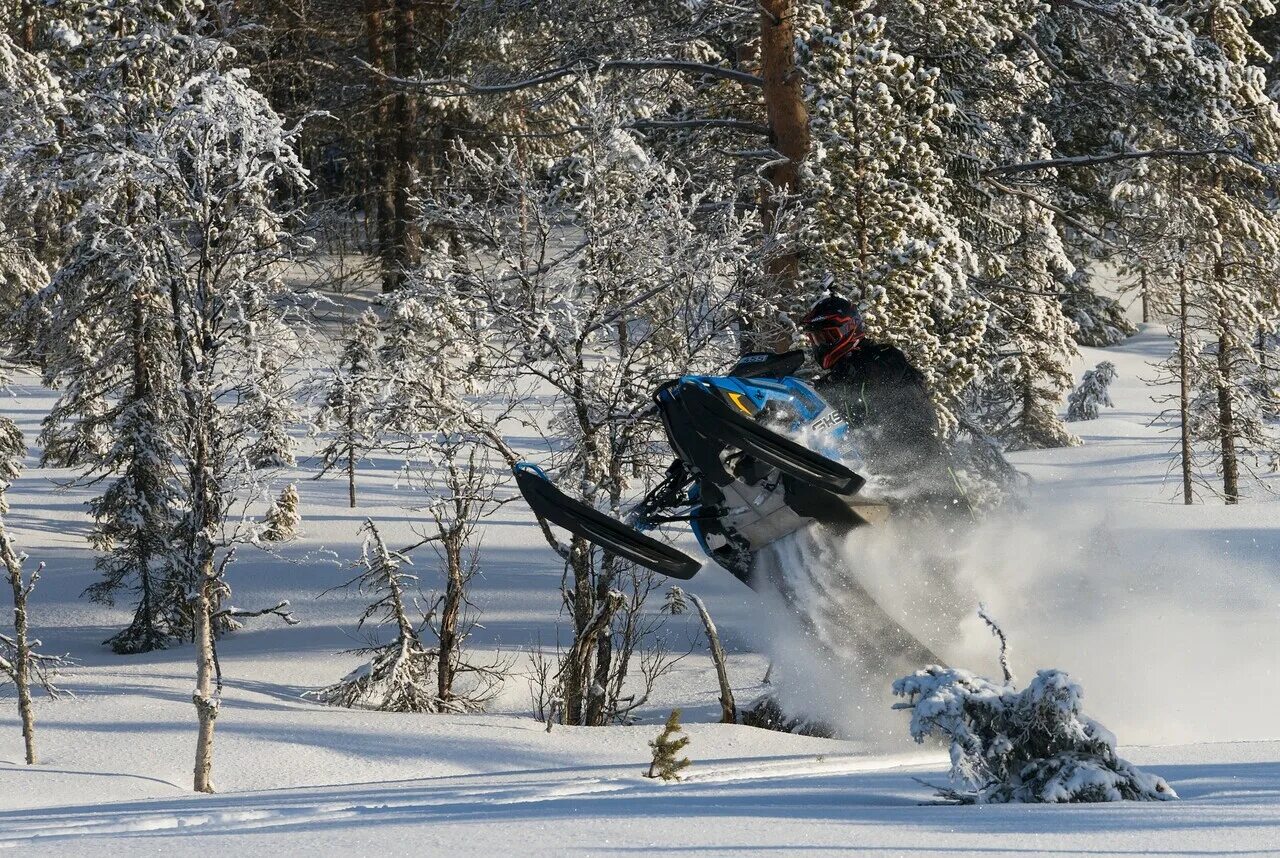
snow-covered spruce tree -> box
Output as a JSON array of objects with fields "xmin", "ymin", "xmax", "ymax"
[
  {"xmin": 261, "ymin": 483, "xmax": 301, "ymax": 542},
  {"xmin": 646, "ymin": 708, "xmax": 691, "ymax": 781},
  {"xmin": 0, "ymin": 29, "xmax": 62, "ymax": 342},
  {"xmin": 893, "ymin": 665, "xmax": 1177, "ymax": 804},
  {"xmin": 1066, "ymin": 362, "xmax": 1118, "ymax": 422},
  {"xmin": 17, "ymin": 3, "xmax": 196, "ymax": 650},
  {"xmin": 391, "ymin": 90, "xmax": 759, "ymax": 726},
  {"xmin": 796, "ymin": 5, "xmax": 984, "ymax": 434},
  {"xmin": 316, "ymin": 309, "xmax": 382, "ymax": 508},
  {"xmin": 33, "ymin": 5, "xmax": 319, "ymax": 790}
]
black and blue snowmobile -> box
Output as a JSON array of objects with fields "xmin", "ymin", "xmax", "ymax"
[
  {"xmin": 514, "ymin": 349, "xmax": 888, "ymax": 586},
  {"xmin": 513, "ymin": 350, "xmax": 942, "ymax": 668}
]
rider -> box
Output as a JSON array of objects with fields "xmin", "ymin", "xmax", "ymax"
[{"xmin": 800, "ymin": 295, "xmax": 949, "ymax": 495}]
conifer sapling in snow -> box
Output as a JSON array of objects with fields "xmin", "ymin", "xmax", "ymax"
[
  {"xmin": 262, "ymin": 483, "xmax": 301, "ymax": 542},
  {"xmin": 1067, "ymin": 362, "xmax": 1117, "ymax": 422},
  {"xmin": 646, "ymin": 708, "xmax": 692, "ymax": 781}
]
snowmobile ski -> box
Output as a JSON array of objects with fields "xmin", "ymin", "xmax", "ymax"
[
  {"xmin": 513, "ymin": 463, "xmax": 702, "ymax": 580},
  {"xmin": 676, "ymin": 382, "xmax": 866, "ymax": 496}
]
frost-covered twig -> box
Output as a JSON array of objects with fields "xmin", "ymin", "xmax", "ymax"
[{"xmin": 977, "ymin": 603, "xmax": 1013, "ymax": 684}]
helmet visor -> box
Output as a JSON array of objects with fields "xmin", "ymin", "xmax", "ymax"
[{"xmin": 804, "ymin": 316, "xmax": 860, "ymax": 346}]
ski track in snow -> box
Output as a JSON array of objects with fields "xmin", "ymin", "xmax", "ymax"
[{"xmin": 0, "ymin": 323, "xmax": 1278, "ymax": 854}]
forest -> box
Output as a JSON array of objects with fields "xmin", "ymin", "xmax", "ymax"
[{"xmin": 1, "ymin": 1, "xmax": 1280, "ymax": 851}]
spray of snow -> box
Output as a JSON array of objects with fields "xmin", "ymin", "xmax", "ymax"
[{"xmin": 746, "ymin": 498, "xmax": 1279, "ymax": 747}]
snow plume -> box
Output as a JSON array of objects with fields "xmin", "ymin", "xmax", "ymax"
[{"xmin": 749, "ymin": 500, "xmax": 1280, "ymax": 746}]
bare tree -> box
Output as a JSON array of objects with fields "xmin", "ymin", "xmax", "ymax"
[
  {"xmin": 0, "ymin": 521, "xmax": 69, "ymax": 765},
  {"xmin": 313, "ymin": 517, "xmax": 505, "ymax": 712}
]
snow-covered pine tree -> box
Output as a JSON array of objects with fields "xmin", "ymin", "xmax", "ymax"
[
  {"xmin": 1066, "ymin": 362, "xmax": 1118, "ymax": 422},
  {"xmin": 316, "ymin": 309, "xmax": 382, "ymax": 508},
  {"xmin": 261, "ymin": 483, "xmax": 301, "ymax": 542},
  {"xmin": 0, "ymin": 29, "xmax": 61, "ymax": 338},
  {"xmin": 797, "ymin": 4, "xmax": 984, "ymax": 434},
  {"xmin": 21, "ymin": 2, "xmax": 193, "ymax": 649},
  {"xmin": 646, "ymin": 708, "xmax": 692, "ymax": 781},
  {"xmin": 894, "ymin": 666, "xmax": 1177, "ymax": 804}
]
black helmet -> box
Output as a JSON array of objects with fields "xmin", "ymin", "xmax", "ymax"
[{"xmin": 801, "ymin": 296, "xmax": 864, "ymax": 370}]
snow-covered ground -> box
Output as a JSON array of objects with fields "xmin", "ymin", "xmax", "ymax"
[{"xmin": 1, "ymin": 324, "xmax": 1278, "ymax": 855}]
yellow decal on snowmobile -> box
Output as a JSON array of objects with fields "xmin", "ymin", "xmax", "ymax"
[{"xmin": 726, "ymin": 391, "xmax": 754, "ymax": 414}]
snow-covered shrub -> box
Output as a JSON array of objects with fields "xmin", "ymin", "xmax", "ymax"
[
  {"xmin": 1066, "ymin": 362, "xmax": 1117, "ymax": 422},
  {"xmin": 261, "ymin": 483, "xmax": 301, "ymax": 542},
  {"xmin": 892, "ymin": 666, "xmax": 1177, "ymax": 804}
]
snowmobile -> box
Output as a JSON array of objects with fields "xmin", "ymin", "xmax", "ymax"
[{"xmin": 513, "ymin": 350, "xmax": 943, "ymax": 667}]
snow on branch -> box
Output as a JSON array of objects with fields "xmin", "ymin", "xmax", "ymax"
[
  {"xmin": 359, "ymin": 57, "xmax": 764, "ymax": 97},
  {"xmin": 984, "ymin": 146, "xmax": 1264, "ymax": 178}
]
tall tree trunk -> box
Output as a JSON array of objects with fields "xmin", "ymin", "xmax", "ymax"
[
  {"xmin": 759, "ymin": 0, "xmax": 809, "ymax": 346},
  {"xmin": 387, "ymin": 0, "xmax": 421, "ymax": 291},
  {"xmin": 1, "ymin": 527, "xmax": 37, "ymax": 765},
  {"xmin": 561, "ymin": 537, "xmax": 594, "ymax": 725},
  {"xmin": 19, "ymin": 0, "xmax": 36, "ymax": 50},
  {"xmin": 1217, "ymin": 312, "xmax": 1239, "ymax": 505},
  {"xmin": 364, "ymin": 0, "xmax": 396, "ymax": 291},
  {"xmin": 130, "ymin": 290, "xmax": 160, "ymax": 649},
  {"xmin": 345, "ymin": 399, "xmax": 357, "ymax": 508},
  {"xmin": 1140, "ymin": 268, "xmax": 1150, "ymax": 324},
  {"xmin": 1178, "ymin": 264, "xmax": 1194, "ymax": 505},
  {"xmin": 191, "ymin": 559, "xmax": 217, "ymax": 793},
  {"xmin": 436, "ymin": 534, "xmax": 462, "ymax": 702}
]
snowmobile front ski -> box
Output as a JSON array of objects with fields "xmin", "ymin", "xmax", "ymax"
[
  {"xmin": 676, "ymin": 382, "xmax": 866, "ymax": 496},
  {"xmin": 513, "ymin": 463, "xmax": 702, "ymax": 580}
]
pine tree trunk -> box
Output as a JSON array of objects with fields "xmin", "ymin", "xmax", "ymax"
[
  {"xmin": 19, "ymin": 0, "xmax": 36, "ymax": 51},
  {"xmin": 364, "ymin": 0, "xmax": 396, "ymax": 292},
  {"xmin": 758, "ymin": 0, "xmax": 809, "ymax": 344},
  {"xmin": 2, "ymin": 528, "xmax": 37, "ymax": 765},
  {"xmin": 1178, "ymin": 268, "xmax": 1194, "ymax": 505},
  {"xmin": 687, "ymin": 592, "xmax": 735, "ymax": 724},
  {"xmin": 387, "ymin": 0, "xmax": 421, "ymax": 291},
  {"xmin": 192, "ymin": 561, "xmax": 217, "ymax": 793},
  {"xmin": 1217, "ymin": 314, "xmax": 1239, "ymax": 505}
]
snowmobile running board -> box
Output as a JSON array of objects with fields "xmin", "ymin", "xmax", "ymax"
[
  {"xmin": 677, "ymin": 383, "xmax": 866, "ymax": 496},
  {"xmin": 513, "ymin": 463, "xmax": 702, "ymax": 579}
]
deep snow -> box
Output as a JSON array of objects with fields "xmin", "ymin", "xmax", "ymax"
[{"xmin": 1, "ymin": 323, "xmax": 1277, "ymax": 855}]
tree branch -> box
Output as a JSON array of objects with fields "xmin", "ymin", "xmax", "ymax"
[
  {"xmin": 358, "ymin": 57, "xmax": 764, "ymax": 97},
  {"xmin": 984, "ymin": 147, "xmax": 1256, "ymax": 178}
]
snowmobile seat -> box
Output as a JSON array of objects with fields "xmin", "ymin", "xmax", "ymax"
[{"xmin": 728, "ymin": 350, "xmax": 806, "ymax": 380}]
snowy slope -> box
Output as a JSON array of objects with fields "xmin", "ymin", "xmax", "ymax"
[{"xmin": 1, "ymin": 324, "xmax": 1278, "ymax": 855}]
